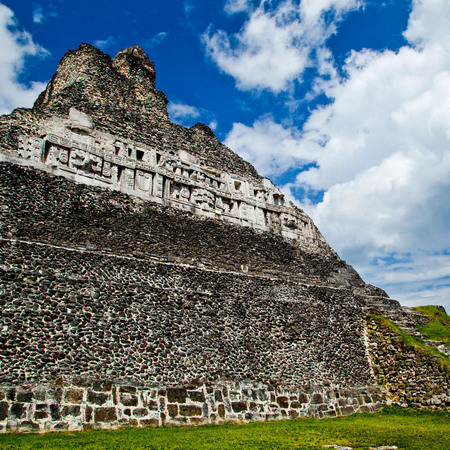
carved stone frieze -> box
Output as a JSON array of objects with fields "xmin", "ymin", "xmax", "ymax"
[
  {"xmin": 14, "ymin": 109, "xmax": 325, "ymax": 246},
  {"xmin": 18, "ymin": 136, "xmax": 43, "ymax": 162},
  {"xmin": 136, "ymin": 170, "xmax": 153, "ymax": 193}
]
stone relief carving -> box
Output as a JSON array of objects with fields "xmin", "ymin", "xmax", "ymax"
[
  {"xmin": 59, "ymin": 148, "xmax": 69, "ymax": 166},
  {"xmin": 215, "ymin": 196, "xmax": 224, "ymax": 213},
  {"xmin": 121, "ymin": 168, "xmax": 135, "ymax": 190},
  {"xmin": 69, "ymin": 148, "xmax": 87, "ymax": 170},
  {"xmin": 153, "ymin": 173, "xmax": 164, "ymax": 198},
  {"xmin": 282, "ymin": 213, "xmax": 297, "ymax": 230},
  {"xmin": 255, "ymin": 190, "xmax": 265, "ymax": 203},
  {"xmin": 170, "ymin": 183, "xmax": 191, "ymax": 201},
  {"xmin": 240, "ymin": 202, "xmax": 254, "ymax": 222},
  {"xmin": 102, "ymin": 161, "xmax": 112, "ymax": 178},
  {"xmin": 255, "ymin": 207, "xmax": 265, "ymax": 227},
  {"xmin": 191, "ymin": 188, "xmax": 215, "ymax": 211},
  {"xmin": 45, "ymin": 145, "xmax": 60, "ymax": 166},
  {"xmin": 136, "ymin": 170, "xmax": 153, "ymax": 193},
  {"xmin": 269, "ymin": 212, "xmax": 281, "ymax": 227},
  {"xmin": 16, "ymin": 116, "xmax": 325, "ymax": 246},
  {"xmin": 18, "ymin": 136, "xmax": 43, "ymax": 162}
]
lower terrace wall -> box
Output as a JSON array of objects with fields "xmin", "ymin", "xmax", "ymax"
[
  {"xmin": 0, "ymin": 238, "xmax": 383, "ymax": 432},
  {"xmin": 0, "ymin": 379, "xmax": 384, "ymax": 433}
]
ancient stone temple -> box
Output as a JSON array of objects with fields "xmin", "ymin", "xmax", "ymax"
[{"xmin": 0, "ymin": 44, "xmax": 448, "ymax": 433}]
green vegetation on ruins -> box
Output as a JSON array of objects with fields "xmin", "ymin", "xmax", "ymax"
[
  {"xmin": 0, "ymin": 407, "xmax": 448, "ymax": 449},
  {"xmin": 414, "ymin": 305, "xmax": 450, "ymax": 347},
  {"xmin": 370, "ymin": 314, "xmax": 450, "ymax": 371}
]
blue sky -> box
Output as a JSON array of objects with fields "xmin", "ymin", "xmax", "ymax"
[{"xmin": 2, "ymin": 0, "xmax": 450, "ymax": 311}]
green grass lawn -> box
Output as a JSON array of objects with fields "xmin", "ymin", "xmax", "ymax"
[{"xmin": 0, "ymin": 407, "xmax": 448, "ymax": 449}]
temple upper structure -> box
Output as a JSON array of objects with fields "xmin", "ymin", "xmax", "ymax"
[{"xmin": 14, "ymin": 107, "xmax": 325, "ymax": 246}]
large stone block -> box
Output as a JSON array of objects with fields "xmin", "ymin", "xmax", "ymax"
[
  {"xmin": 0, "ymin": 402, "xmax": 9, "ymax": 420},
  {"xmin": 167, "ymin": 388, "xmax": 187, "ymax": 403},
  {"xmin": 64, "ymin": 389, "xmax": 84, "ymax": 404},
  {"xmin": 179, "ymin": 405, "xmax": 202, "ymax": 417},
  {"xmin": 10, "ymin": 403, "xmax": 26, "ymax": 419},
  {"xmin": 94, "ymin": 407, "xmax": 117, "ymax": 422},
  {"xmin": 92, "ymin": 380, "xmax": 113, "ymax": 392},
  {"xmin": 231, "ymin": 402, "xmax": 247, "ymax": 413},
  {"xmin": 120, "ymin": 394, "xmax": 138, "ymax": 407},
  {"xmin": 61, "ymin": 405, "xmax": 81, "ymax": 417},
  {"xmin": 87, "ymin": 391, "xmax": 109, "ymax": 405},
  {"xmin": 16, "ymin": 391, "xmax": 33, "ymax": 403}
]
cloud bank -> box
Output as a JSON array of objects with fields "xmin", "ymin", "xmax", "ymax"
[{"xmin": 222, "ymin": 0, "xmax": 450, "ymax": 309}]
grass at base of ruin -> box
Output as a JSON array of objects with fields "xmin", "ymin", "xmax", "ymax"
[{"xmin": 0, "ymin": 407, "xmax": 448, "ymax": 449}]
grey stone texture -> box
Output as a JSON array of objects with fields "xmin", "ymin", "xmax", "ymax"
[
  {"xmin": 0, "ymin": 380, "xmax": 384, "ymax": 432},
  {"xmin": 0, "ymin": 233, "xmax": 371, "ymax": 387},
  {"xmin": 368, "ymin": 319, "xmax": 449, "ymax": 408},
  {"xmin": 0, "ymin": 44, "xmax": 447, "ymax": 432}
]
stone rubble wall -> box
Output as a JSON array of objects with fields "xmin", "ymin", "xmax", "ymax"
[
  {"xmin": 0, "ymin": 160, "xmax": 386, "ymax": 432},
  {"xmin": 0, "ymin": 43, "xmax": 426, "ymax": 433},
  {"xmin": 0, "ymin": 160, "xmax": 373, "ymax": 389},
  {"xmin": 0, "ymin": 161, "xmax": 361, "ymax": 287},
  {"xmin": 0, "ymin": 379, "xmax": 384, "ymax": 433},
  {"xmin": 0, "ymin": 238, "xmax": 371, "ymax": 388},
  {"xmin": 367, "ymin": 319, "xmax": 449, "ymax": 409}
]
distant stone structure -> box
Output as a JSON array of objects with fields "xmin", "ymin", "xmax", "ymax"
[{"xmin": 0, "ymin": 44, "xmax": 447, "ymax": 433}]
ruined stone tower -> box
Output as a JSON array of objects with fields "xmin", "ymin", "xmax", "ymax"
[{"xmin": 0, "ymin": 44, "xmax": 447, "ymax": 433}]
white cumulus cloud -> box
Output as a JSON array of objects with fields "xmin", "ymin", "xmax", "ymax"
[
  {"xmin": 299, "ymin": 0, "xmax": 450, "ymax": 309},
  {"xmin": 0, "ymin": 3, "xmax": 48, "ymax": 115},
  {"xmin": 225, "ymin": 116, "xmax": 309, "ymax": 176},
  {"xmin": 203, "ymin": 0, "xmax": 361, "ymax": 92},
  {"xmin": 168, "ymin": 102, "xmax": 201, "ymax": 125}
]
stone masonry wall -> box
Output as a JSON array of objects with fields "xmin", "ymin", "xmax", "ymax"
[
  {"xmin": 0, "ymin": 161, "xmax": 384, "ymax": 432},
  {"xmin": 367, "ymin": 319, "xmax": 449, "ymax": 408},
  {"xmin": 0, "ymin": 379, "xmax": 384, "ymax": 433},
  {"xmin": 0, "ymin": 43, "xmax": 402, "ymax": 433},
  {"xmin": 0, "ymin": 239, "xmax": 371, "ymax": 387}
]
